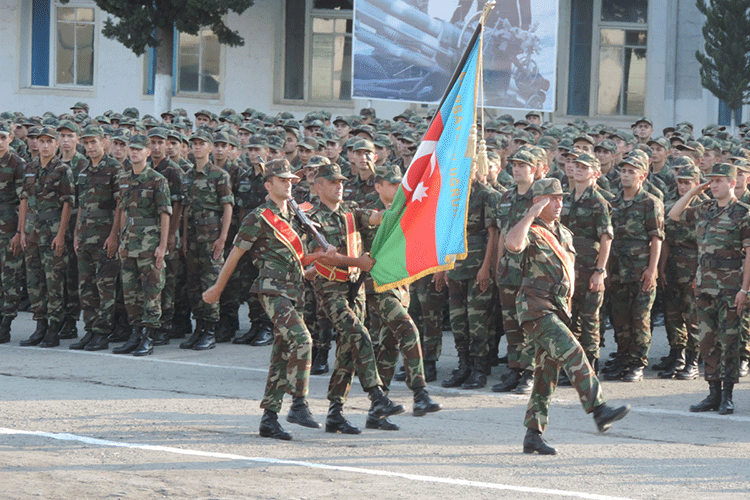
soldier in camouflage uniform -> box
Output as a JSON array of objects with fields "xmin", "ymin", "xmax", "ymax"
[
  {"xmin": 409, "ymin": 273, "xmax": 447, "ymax": 382},
  {"xmin": 68, "ymin": 125, "xmax": 123, "ymax": 352},
  {"xmin": 343, "ymin": 139, "xmax": 377, "ymax": 202},
  {"xmin": 179, "ymin": 129, "xmax": 234, "ymax": 351},
  {"xmin": 669, "ymin": 162, "xmax": 750, "ymax": 415},
  {"xmin": 112, "ymin": 134, "xmax": 171, "ymax": 356},
  {"xmin": 561, "ymin": 153, "xmax": 613, "ymax": 375},
  {"xmin": 505, "ymin": 178, "xmax": 630, "ymax": 455},
  {"xmin": 204, "ymin": 159, "xmax": 325, "ymax": 441},
  {"xmin": 14, "ymin": 126, "xmax": 74, "ymax": 348},
  {"xmin": 0, "ymin": 122, "xmax": 26, "ymax": 343},
  {"xmin": 602, "ymin": 155, "xmax": 664, "ymax": 382},
  {"xmin": 307, "ymin": 162, "xmax": 404, "ymax": 434}
]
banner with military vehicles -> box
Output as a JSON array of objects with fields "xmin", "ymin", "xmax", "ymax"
[{"xmin": 351, "ymin": 0, "xmax": 558, "ymax": 111}]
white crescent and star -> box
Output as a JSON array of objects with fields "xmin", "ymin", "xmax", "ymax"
[{"xmin": 402, "ymin": 140, "xmax": 438, "ymax": 194}]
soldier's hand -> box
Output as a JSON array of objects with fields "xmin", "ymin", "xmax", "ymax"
[
  {"xmin": 476, "ymin": 265, "xmax": 492, "ymax": 292},
  {"xmin": 73, "ymin": 234, "xmax": 80, "ymax": 255},
  {"xmin": 640, "ymin": 268, "xmax": 657, "ymax": 292},
  {"xmin": 154, "ymin": 246, "xmax": 166, "ymax": 269},
  {"xmin": 433, "ymin": 270, "xmax": 446, "ymax": 292},
  {"xmin": 358, "ymin": 253, "xmax": 376, "ymax": 272},
  {"xmin": 304, "ymin": 266, "xmax": 317, "ymax": 281},
  {"xmin": 589, "ymin": 271, "xmax": 605, "ymax": 292},
  {"xmin": 212, "ymin": 237, "xmax": 225, "ymax": 260},
  {"xmin": 103, "ymin": 234, "xmax": 118, "ymax": 259},
  {"xmin": 528, "ymin": 196, "xmax": 550, "ymax": 218},
  {"xmin": 203, "ymin": 285, "xmax": 222, "ymax": 304},
  {"xmin": 695, "ymin": 181, "xmax": 711, "ymax": 193},
  {"xmin": 51, "ymin": 234, "xmax": 64, "ymax": 257},
  {"xmin": 736, "ymin": 291, "xmax": 748, "ymax": 315},
  {"xmin": 167, "ymin": 233, "xmax": 176, "ymax": 253},
  {"xmin": 657, "ymin": 272, "xmax": 667, "ymax": 289},
  {"xmin": 10, "ymin": 233, "xmax": 23, "ymax": 257}
]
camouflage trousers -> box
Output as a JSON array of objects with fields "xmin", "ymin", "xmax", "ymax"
[
  {"xmin": 63, "ymin": 220, "xmax": 80, "ymax": 320},
  {"xmin": 522, "ymin": 313, "xmax": 606, "ymax": 433},
  {"xmin": 0, "ymin": 239, "xmax": 23, "ymax": 318},
  {"xmin": 173, "ymin": 250, "xmax": 190, "ymax": 323},
  {"xmin": 77, "ymin": 244, "xmax": 120, "ymax": 334},
  {"xmin": 25, "ymin": 240, "xmax": 67, "ymax": 322},
  {"xmin": 570, "ymin": 284, "xmax": 604, "ymax": 359},
  {"xmin": 663, "ymin": 280, "xmax": 700, "ymax": 351},
  {"xmin": 696, "ymin": 292, "xmax": 746, "ymax": 383},
  {"xmin": 306, "ymin": 280, "xmax": 335, "ymax": 349},
  {"xmin": 160, "ymin": 250, "xmax": 181, "ymax": 327},
  {"xmin": 258, "ymin": 294, "xmax": 313, "ymax": 413},
  {"xmin": 121, "ymin": 255, "xmax": 165, "ymax": 328},
  {"xmin": 366, "ymin": 288, "xmax": 426, "ymax": 392},
  {"xmin": 448, "ymin": 277, "xmax": 493, "ymax": 359},
  {"xmin": 413, "ymin": 275, "xmax": 446, "ymax": 362},
  {"xmin": 500, "ymin": 285, "xmax": 535, "ymax": 370},
  {"xmin": 609, "ymin": 281, "xmax": 655, "ymax": 367},
  {"xmin": 245, "ymin": 261, "xmax": 272, "ymax": 326},
  {"xmin": 185, "ymin": 240, "xmax": 223, "ymax": 322},
  {"xmin": 219, "ymin": 242, "xmax": 242, "ymax": 323},
  {"xmin": 318, "ymin": 284, "xmax": 383, "ymax": 404}
]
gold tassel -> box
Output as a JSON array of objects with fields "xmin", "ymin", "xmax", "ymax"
[
  {"xmin": 475, "ymin": 138, "xmax": 489, "ymax": 177},
  {"xmin": 466, "ymin": 123, "xmax": 478, "ymax": 167}
]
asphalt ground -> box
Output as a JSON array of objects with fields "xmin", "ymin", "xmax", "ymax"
[{"xmin": 2, "ymin": 308, "xmax": 749, "ymax": 500}]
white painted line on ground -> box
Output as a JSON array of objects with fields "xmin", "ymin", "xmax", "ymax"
[{"xmin": 0, "ymin": 427, "xmax": 635, "ymax": 500}]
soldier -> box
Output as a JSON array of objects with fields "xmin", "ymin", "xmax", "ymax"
[
  {"xmin": 634, "ymin": 117, "xmax": 654, "ymax": 144},
  {"xmin": 203, "ymin": 159, "xmax": 326, "ymax": 440},
  {"xmin": 602, "ymin": 155, "xmax": 664, "ymax": 382},
  {"xmin": 343, "ymin": 139, "xmax": 377, "ymax": 202},
  {"xmin": 561, "ymin": 153, "xmax": 613, "ymax": 375},
  {"xmin": 0, "ymin": 122, "xmax": 26, "ymax": 342},
  {"xmin": 505, "ymin": 177, "xmax": 630, "ymax": 455},
  {"xmin": 306, "ymin": 162, "xmax": 404, "ymax": 434},
  {"xmin": 179, "ymin": 129, "xmax": 233, "ymax": 351},
  {"xmin": 669, "ymin": 162, "xmax": 750, "ymax": 415},
  {"xmin": 69, "ymin": 125, "xmax": 122, "ymax": 351},
  {"xmin": 14, "ymin": 126, "xmax": 74, "ymax": 347},
  {"xmin": 112, "ymin": 134, "xmax": 171, "ymax": 356}
]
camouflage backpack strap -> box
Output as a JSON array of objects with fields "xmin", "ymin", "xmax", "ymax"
[
  {"xmin": 529, "ymin": 224, "xmax": 575, "ymax": 306},
  {"xmin": 259, "ymin": 208, "xmax": 304, "ymax": 274}
]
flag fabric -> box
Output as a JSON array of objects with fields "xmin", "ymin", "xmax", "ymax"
[{"xmin": 370, "ymin": 33, "xmax": 481, "ymax": 292}]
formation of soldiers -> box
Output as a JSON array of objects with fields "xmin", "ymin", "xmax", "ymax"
[{"xmin": 1, "ymin": 103, "xmax": 749, "ymax": 446}]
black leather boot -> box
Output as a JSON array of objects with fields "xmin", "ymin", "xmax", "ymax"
[
  {"xmin": 441, "ymin": 350, "xmax": 470, "ymax": 388},
  {"xmin": 0, "ymin": 316, "xmax": 13, "ymax": 344},
  {"xmin": 151, "ymin": 326, "xmax": 170, "ymax": 346},
  {"xmin": 108, "ymin": 320, "xmax": 131, "ymax": 343},
  {"xmin": 57, "ymin": 316, "xmax": 78, "ymax": 339},
  {"xmin": 461, "ymin": 357, "xmax": 488, "ymax": 390},
  {"xmin": 676, "ymin": 350, "xmax": 699, "ymax": 380},
  {"xmin": 193, "ymin": 321, "xmax": 217, "ymax": 350},
  {"xmin": 69, "ymin": 330, "xmax": 96, "ymax": 350},
  {"xmin": 325, "ymin": 402, "xmax": 361, "ymax": 434},
  {"xmin": 310, "ymin": 347, "xmax": 330, "ymax": 375},
  {"xmin": 593, "ymin": 403, "xmax": 631, "ymax": 432},
  {"xmin": 690, "ymin": 380, "xmax": 721, "ymax": 412},
  {"xmin": 368, "ymin": 386, "xmax": 404, "ymax": 418},
  {"xmin": 658, "ymin": 349, "xmax": 686, "ymax": 379},
  {"xmin": 133, "ymin": 327, "xmax": 154, "ymax": 356},
  {"xmin": 412, "ymin": 388, "xmax": 441, "ymax": 416},
  {"xmin": 232, "ymin": 322, "xmax": 260, "ymax": 344},
  {"xmin": 113, "ymin": 327, "xmax": 143, "ymax": 354},
  {"xmin": 366, "ymin": 400, "xmax": 399, "ymax": 430},
  {"xmin": 622, "ymin": 365, "xmax": 644, "ymax": 382},
  {"xmin": 652, "ymin": 348, "xmax": 677, "ymax": 371},
  {"xmin": 250, "ymin": 320, "xmax": 274, "ymax": 346},
  {"xmin": 492, "ymin": 368, "xmax": 522, "ymax": 392},
  {"xmin": 215, "ymin": 313, "xmax": 236, "ymax": 343},
  {"xmin": 286, "ymin": 397, "xmax": 321, "ymax": 428},
  {"xmin": 170, "ymin": 312, "xmax": 191, "ymax": 339},
  {"xmin": 423, "ymin": 360, "xmax": 437, "ymax": 382},
  {"xmin": 718, "ymin": 381, "xmax": 734, "ymax": 415},
  {"xmin": 84, "ymin": 334, "xmax": 109, "ymax": 351},
  {"xmin": 39, "ymin": 320, "xmax": 62, "ymax": 348},
  {"xmin": 20, "ymin": 320, "xmax": 48, "ymax": 346},
  {"xmin": 523, "ymin": 429, "xmax": 557, "ymax": 455},
  {"xmin": 514, "ymin": 369, "xmax": 535, "ymax": 394},
  {"xmin": 179, "ymin": 318, "xmax": 204, "ymax": 349},
  {"xmin": 259, "ymin": 409, "xmax": 292, "ymax": 440}
]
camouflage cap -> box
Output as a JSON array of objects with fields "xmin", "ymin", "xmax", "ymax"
[
  {"xmin": 514, "ymin": 119, "xmax": 529, "ymax": 128},
  {"xmin": 393, "ymin": 109, "xmax": 414, "ymax": 121},
  {"xmin": 189, "ymin": 129, "xmax": 214, "ymax": 144},
  {"xmin": 676, "ymin": 163, "xmax": 702, "ymax": 180},
  {"xmin": 351, "ymin": 138, "xmax": 375, "ymax": 152},
  {"xmin": 512, "ymin": 130, "xmax": 533, "ymax": 144},
  {"xmin": 574, "ymin": 134, "xmax": 595, "ymax": 146},
  {"xmin": 557, "ymin": 137, "xmax": 574, "ymax": 152},
  {"xmin": 509, "ymin": 148, "xmax": 537, "ymax": 166},
  {"xmin": 122, "ymin": 107, "xmax": 139, "ymax": 119},
  {"xmin": 536, "ymin": 135, "xmax": 557, "ymax": 150},
  {"xmin": 306, "ymin": 155, "xmax": 330, "ymax": 169},
  {"xmin": 373, "ymin": 134, "xmax": 391, "ymax": 149},
  {"xmin": 702, "ymin": 123, "xmax": 725, "ymax": 136},
  {"xmin": 23, "ymin": 116, "xmax": 42, "ymax": 127},
  {"xmin": 195, "ymin": 109, "xmax": 212, "ymax": 119},
  {"xmin": 359, "ymin": 107, "xmax": 376, "ymax": 118},
  {"xmin": 488, "ymin": 135, "xmax": 510, "ymax": 150},
  {"xmin": 305, "ymin": 119, "xmax": 325, "ymax": 129},
  {"xmin": 400, "ymin": 130, "xmax": 420, "ymax": 144},
  {"xmin": 160, "ymin": 110, "xmax": 175, "ymax": 119},
  {"xmin": 57, "ymin": 119, "xmax": 80, "ymax": 134},
  {"xmin": 569, "ymin": 118, "xmax": 590, "ymax": 132},
  {"xmin": 595, "ymin": 139, "xmax": 617, "ymax": 153},
  {"xmin": 247, "ymin": 135, "xmax": 269, "ymax": 148},
  {"xmin": 222, "ymin": 114, "xmax": 243, "ymax": 126},
  {"xmin": 532, "ymin": 178, "xmax": 566, "ymax": 197},
  {"xmin": 241, "ymin": 107, "xmax": 256, "ymax": 117},
  {"xmin": 647, "ymin": 137, "xmax": 670, "ymax": 150},
  {"xmin": 267, "ymin": 134, "xmax": 285, "ymax": 150},
  {"xmin": 662, "ymin": 126, "xmax": 676, "ymax": 136},
  {"xmin": 315, "ymin": 162, "xmax": 348, "ymax": 181},
  {"xmin": 574, "ymin": 152, "xmax": 601, "ymax": 171},
  {"xmin": 734, "ymin": 158, "xmax": 750, "ymax": 173},
  {"xmin": 525, "ymin": 110, "xmax": 542, "ymax": 119},
  {"xmin": 705, "ymin": 162, "xmax": 737, "ymax": 180},
  {"xmin": 80, "ymin": 125, "xmax": 104, "ymax": 139},
  {"xmin": 297, "ymin": 136, "xmax": 319, "ymax": 150},
  {"xmin": 620, "ymin": 154, "xmax": 648, "ymax": 172},
  {"xmin": 219, "ymin": 108, "xmax": 236, "ymax": 119},
  {"xmin": 147, "ymin": 127, "xmax": 169, "ymax": 140},
  {"xmin": 497, "ymin": 113, "xmax": 515, "ymax": 125},
  {"xmin": 352, "ymin": 124, "xmax": 376, "ymax": 138},
  {"xmin": 71, "ymin": 101, "xmax": 89, "ymax": 112},
  {"xmin": 333, "ymin": 115, "xmax": 350, "ymax": 126},
  {"xmin": 628, "ymin": 148, "xmax": 650, "ymax": 165},
  {"xmin": 100, "ymin": 124, "xmax": 115, "ymax": 136},
  {"xmin": 525, "ymin": 123, "xmax": 543, "ymax": 135},
  {"xmin": 374, "ymin": 163, "xmax": 403, "ymax": 184},
  {"xmin": 407, "ymin": 115, "xmax": 424, "ymax": 125},
  {"xmin": 213, "ymin": 131, "xmax": 232, "ymax": 145},
  {"xmin": 634, "ymin": 116, "xmax": 652, "ymax": 126},
  {"xmin": 671, "ymin": 155, "xmax": 696, "ymax": 170},
  {"xmin": 239, "ymin": 122, "xmax": 257, "ymax": 134},
  {"xmin": 264, "ymin": 159, "xmax": 299, "ymax": 180},
  {"xmin": 111, "ymin": 128, "xmax": 132, "ymax": 143},
  {"xmin": 27, "ymin": 126, "xmax": 42, "ymax": 137},
  {"xmin": 94, "ymin": 115, "xmax": 111, "ymax": 125},
  {"xmin": 0, "ymin": 122, "xmax": 10, "ymax": 136},
  {"xmin": 128, "ymin": 134, "xmax": 148, "ymax": 149}
]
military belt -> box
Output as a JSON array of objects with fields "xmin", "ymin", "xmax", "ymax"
[
  {"xmin": 128, "ymin": 217, "xmax": 157, "ymax": 226},
  {"xmin": 192, "ymin": 216, "xmax": 220, "ymax": 225},
  {"xmin": 699, "ymin": 255, "xmax": 743, "ymax": 269},
  {"xmin": 258, "ymin": 268, "xmax": 296, "ymax": 281},
  {"xmin": 86, "ymin": 208, "xmax": 114, "ymax": 218},
  {"xmin": 29, "ymin": 210, "xmax": 61, "ymax": 222},
  {"xmin": 669, "ymin": 246, "xmax": 697, "ymax": 257},
  {"xmin": 521, "ymin": 277, "xmax": 569, "ymax": 297}
]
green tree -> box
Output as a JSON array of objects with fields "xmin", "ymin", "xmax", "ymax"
[{"xmin": 695, "ymin": 0, "xmax": 750, "ymax": 129}]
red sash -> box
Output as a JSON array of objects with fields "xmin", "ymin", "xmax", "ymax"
[
  {"xmin": 315, "ymin": 211, "xmax": 359, "ymax": 282},
  {"xmin": 530, "ymin": 224, "xmax": 575, "ymax": 305},
  {"xmin": 260, "ymin": 208, "xmax": 304, "ymax": 273}
]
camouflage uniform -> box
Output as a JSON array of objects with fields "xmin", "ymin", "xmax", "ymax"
[
  {"xmin": 183, "ymin": 163, "xmax": 233, "ymax": 322},
  {"xmin": 412, "ymin": 274, "xmax": 447, "ymax": 364},
  {"xmin": 234, "ymin": 200, "xmax": 311, "ymax": 412},
  {"xmin": 609, "ymin": 186, "xmax": 664, "ymax": 368},
  {"xmin": 119, "ymin": 165, "xmax": 171, "ymax": 327},
  {"xmin": 0, "ymin": 150, "xmax": 26, "ymax": 322},
  {"xmin": 21, "ymin": 156, "xmax": 75, "ymax": 322},
  {"xmin": 61, "ymin": 151, "xmax": 89, "ymax": 324}
]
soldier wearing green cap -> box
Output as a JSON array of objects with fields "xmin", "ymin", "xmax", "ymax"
[
  {"xmin": 14, "ymin": 126, "xmax": 75, "ymax": 348},
  {"xmin": 343, "ymin": 139, "xmax": 376, "ymax": 203},
  {"xmin": 504, "ymin": 177, "xmax": 630, "ymax": 455},
  {"xmin": 669, "ymin": 162, "xmax": 750, "ymax": 415}
]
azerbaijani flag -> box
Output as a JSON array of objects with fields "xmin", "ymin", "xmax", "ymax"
[{"xmin": 370, "ymin": 26, "xmax": 482, "ymax": 292}]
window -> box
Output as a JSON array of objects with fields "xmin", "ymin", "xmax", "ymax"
[
  {"xmin": 567, "ymin": 0, "xmax": 648, "ymax": 117},
  {"xmin": 283, "ymin": 0, "xmax": 353, "ymax": 103},
  {"xmin": 29, "ymin": 0, "xmax": 95, "ymax": 87}
]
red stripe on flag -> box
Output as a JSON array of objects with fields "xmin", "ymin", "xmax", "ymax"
[{"xmin": 400, "ymin": 158, "xmax": 442, "ymax": 274}]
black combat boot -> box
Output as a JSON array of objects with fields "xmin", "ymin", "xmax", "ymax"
[
  {"xmin": 133, "ymin": 327, "xmax": 154, "ymax": 356},
  {"xmin": 412, "ymin": 388, "xmax": 441, "ymax": 416},
  {"xmin": 215, "ymin": 313, "xmax": 236, "ymax": 343},
  {"xmin": 250, "ymin": 320, "xmax": 274, "ymax": 346},
  {"xmin": 689, "ymin": 380, "xmax": 721, "ymax": 412},
  {"xmin": 39, "ymin": 320, "xmax": 62, "ymax": 348},
  {"xmin": 232, "ymin": 322, "xmax": 260, "ymax": 344},
  {"xmin": 586, "ymin": 353, "xmax": 600, "ymax": 376},
  {"xmin": 0, "ymin": 316, "xmax": 13, "ymax": 344},
  {"xmin": 461, "ymin": 357, "xmax": 488, "ymax": 390},
  {"xmin": 112, "ymin": 327, "xmax": 143, "ymax": 354},
  {"xmin": 393, "ymin": 365, "xmax": 407, "ymax": 381},
  {"xmin": 193, "ymin": 321, "xmax": 217, "ymax": 350},
  {"xmin": 658, "ymin": 349, "xmax": 686, "ymax": 379},
  {"xmin": 523, "ymin": 429, "xmax": 557, "ymax": 455},
  {"xmin": 441, "ymin": 350, "xmax": 471, "ymax": 388},
  {"xmin": 151, "ymin": 326, "xmax": 170, "ymax": 346},
  {"xmin": 718, "ymin": 381, "xmax": 734, "ymax": 415},
  {"xmin": 325, "ymin": 402, "xmax": 361, "ymax": 434},
  {"xmin": 593, "ymin": 403, "xmax": 631, "ymax": 432},
  {"xmin": 108, "ymin": 319, "xmax": 131, "ymax": 343},
  {"xmin": 69, "ymin": 330, "xmax": 96, "ymax": 350},
  {"xmin": 366, "ymin": 398, "xmax": 400, "ymax": 430},
  {"xmin": 84, "ymin": 334, "xmax": 109, "ymax": 351},
  {"xmin": 19, "ymin": 319, "xmax": 48, "ymax": 346},
  {"xmin": 259, "ymin": 409, "xmax": 292, "ymax": 440},
  {"xmin": 310, "ymin": 347, "xmax": 330, "ymax": 375},
  {"xmin": 368, "ymin": 386, "xmax": 405, "ymax": 418},
  {"xmin": 423, "ymin": 360, "xmax": 437, "ymax": 382},
  {"xmin": 652, "ymin": 348, "xmax": 677, "ymax": 371},
  {"xmin": 286, "ymin": 397, "xmax": 321, "ymax": 428},
  {"xmin": 57, "ymin": 316, "xmax": 78, "ymax": 339},
  {"xmin": 622, "ymin": 365, "xmax": 644, "ymax": 382},
  {"xmin": 514, "ymin": 369, "xmax": 535, "ymax": 394},
  {"xmin": 492, "ymin": 368, "xmax": 522, "ymax": 392},
  {"xmin": 676, "ymin": 350, "xmax": 699, "ymax": 380},
  {"xmin": 179, "ymin": 318, "xmax": 205, "ymax": 349}
]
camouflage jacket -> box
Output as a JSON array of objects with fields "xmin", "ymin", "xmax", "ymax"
[
  {"xmin": 343, "ymin": 173, "xmax": 376, "ymax": 203},
  {"xmin": 679, "ymin": 198, "xmax": 750, "ymax": 297},
  {"xmin": 183, "ymin": 163, "xmax": 233, "ymax": 243},
  {"xmin": 234, "ymin": 200, "xmax": 307, "ymax": 303},
  {"xmin": 510, "ymin": 218, "xmax": 576, "ymax": 323},
  {"xmin": 151, "ymin": 157, "xmax": 185, "ymax": 205},
  {"xmin": 664, "ymin": 196, "xmax": 704, "ymax": 285},
  {"xmin": 609, "ymin": 186, "xmax": 665, "ymax": 284},
  {"xmin": 0, "ymin": 151, "xmax": 25, "ymax": 239},
  {"xmin": 21, "ymin": 156, "xmax": 74, "ymax": 243},
  {"xmin": 119, "ymin": 166, "xmax": 172, "ymax": 258},
  {"xmin": 561, "ymin": 184, "xmax": 613, "ymax": 284},
  {"xmin": 10, "ymin": 137, "xmax": 30, "ymax": 163},
  {"xmin": 61, "ymin": 151, "xmax": 90, "ymax": 208},
  {"xmin": 496, "ymin": 184, "xmax": 534, "ymax": 287},
  {"xmin": 448, "ymin": 180, "xmax": 499, "ymax": 280},
  {"xmin": 236, "ymin": 163, "xmax": 267, "ymax": 214},
  {"xmin": 76, "ymin": 154, "xmax": 123, "ymax": 245},
  {"xmin": 218, "ymin": 158, "xmax": 247, "ymax": 231}
]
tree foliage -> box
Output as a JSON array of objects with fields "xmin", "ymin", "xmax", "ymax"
[{"xmin": 695, "ymin": 0, "xmax": 750, "ymax": 111}]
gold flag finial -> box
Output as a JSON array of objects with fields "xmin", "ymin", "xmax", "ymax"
[{"xmin": 481, "ymin": 1, "xmax": 496, "ymax": 24}]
